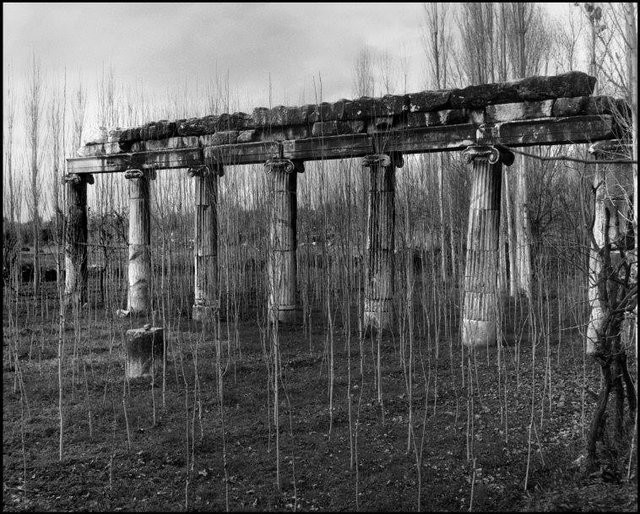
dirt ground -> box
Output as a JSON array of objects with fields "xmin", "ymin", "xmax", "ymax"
[{"xmin": 3, "ymin": 294, "xmax": 638, "ymax": 512}]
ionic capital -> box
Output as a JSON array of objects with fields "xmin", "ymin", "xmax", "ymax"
[
  {"xmin": 64, "ymin": 173, "xmax": 94, "ymax": 185},
  {"xmin": 362, "ymin": 152, "xmax": 403, "ymax": 169},
  {"xmin": 124, "ymin": 168, "xmax": 157, "ymax": 180},
  {"xmin": 462, "ymin": 145, "xmax": 514, "ymax": 166},
  {"xmin": 265, "ymin": 158, "xmax": 303, "ymax": 174},
  {"xmin": 187, "ymin": 164, "xmax": 223, "ymax": 178}
]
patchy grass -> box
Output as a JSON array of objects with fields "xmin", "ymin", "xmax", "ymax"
[{"xmin": 2, "ymin": 293, "xmax": 637, "ymax": 512}]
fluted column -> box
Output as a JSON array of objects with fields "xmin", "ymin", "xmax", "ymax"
[
  {"xmin": 125, "ymin": 167, "xmax": 155, "ymax": 316},
  {"xmin": 586, "ymin": 141, "xmax": 633, "ymax": 355},
  {"xmin": 64, "ymin": 172, "xmax": 94, "ymax": 312},
  {"xmin": 190, "ymin": 161, "xmax": 223, "ymax": 322},
  {"xmin": 265, "ymin": 158, "xmax": 303, "ymax": 324},
  {"xmin": 362, "ymin": 153, "xmax": 402, "ymax": 332},
  {"xmin": 462, "ymin": 145, "xmax": 514, "ymax": 347}
]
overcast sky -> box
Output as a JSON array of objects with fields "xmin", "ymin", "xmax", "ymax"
[
  {"xmin": 3, "ymin": 2, "xmax": 431, "ymax": 113},
  {"xmin": 3, "ymin": 3, "xmax": 575, "ymax": 112}
]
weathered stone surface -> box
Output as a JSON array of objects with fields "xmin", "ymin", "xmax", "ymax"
[
  {"xmin": 140, "ymin": 120, "xmax": 176, "ymax": 140},
  {"xmin": 515, "ymin": 71, "xmax": 596, "ymax": 101},
  {"xmin": 377, "ymin": 94, "xmax": 410, "ymax": 116},
  {"xmin": 425, "ymin": 109, "xmax": 470, "ymax": 127},
  {"xmin": 406, "ymin": 112, "xmax": 428, "ymax": 128},
  {"xmin": 77, "ymin": 142, "xmax": 121, "ymax": 157},
  {"xmin": 265, "ymin": 105, "xmax": 304, "ymax": 126},
  {"xmin": 107, "ymin": 129, "xmax": 122, "ymax": 143},
  {"xmin": 450, "ymin": 82, "xmax": 520, "ymax": 109},
  {"xmin": 408, "ymin": 90, "xmax": 451, "ymax": 113},
  {"xmin": 370, "ymin": 116, "xmax": 394, "ymax": 131},
  {"xmin": 125, "ymin": 326, "xmax": 164, "ymax": 379},
  {"xmin": 176, "ymin": 116, "xmax": 219, "ymax": 136},
  {"xmin": 552, "ymin": 96, "xmax": 590, "ymax": 117},
  {"xmin": 216, "ymin": 112, "xmax": 250, "ymax": 131},
  {"xmin": 237, "ymin": 130, "xmax": 257, "ymax": 143},
  {"xmin": 205, "ymin": 141, "xmax": 279, "ymax": 165},
  {"xmin": 308, "ymin": 102, "xmax": 334, "ymax": 123},
  {"xmin": 312, "ymin": 121, "xmax": 353, "ymax": 137},
  {"xmin": 282, "ymin": 133, "xmax": 373, "ymax": 161},
  {"xmin": 200, "ymin": 131, "xmax": 239, "ymax": 146},
  {"xmin": 347, "ymin": 120, "xmax": 366, "ymax": 133},
  {"xmin": 258, "ymin": 125, "xmax": 310, "ymax": 141},
  {"xmin": 342, "ymin": 96, "xmax": 376, "ymax": 120},
  {"xmin": 485, "ymin": 99, "xmax": 554, "ymax": 123},
  {"xmin": 144, "ymin": 136, "xmax": 198, "ymax": 151},
  {"xmin": 493, "ymin": 115, "xmax": 615, "ymax": 146},
  {"xmin": 131, "ymin": 141, "xmax": 145, "ymax": 153}
]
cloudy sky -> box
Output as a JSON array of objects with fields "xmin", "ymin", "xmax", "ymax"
[
  {"xmin": 3, "ymin": 3, "xmax": 575, "ymax": 111},
  {"xmin": 3, "ymin": 2, "xmax": 430, "ymax": 113}
]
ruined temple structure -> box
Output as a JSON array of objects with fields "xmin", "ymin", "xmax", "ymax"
[{"xmin": 65, "ymin": 71, "xmax": 633, "ymax": 348}]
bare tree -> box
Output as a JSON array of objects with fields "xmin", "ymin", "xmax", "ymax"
[
  {"xmin": 456, "ymin": 2, "xmax": 497, "ymax": 85},
  {"xmin": 504, "ymin": 2, "xmax": 551, "ymax": 300},
  {"xmin": 423, "ymin": 3, "xmax": 457, "ymax": 279},
  {"xmin": 553, "ymin": 8, "xmax": 585, "ymax": 73},
  {"xmin": 352, "ymin": 46, "xmax": 376, "ymax": 98},
  {"xmin": 25, "ymin": 53, "xmax": 44, "ymax": 299}
]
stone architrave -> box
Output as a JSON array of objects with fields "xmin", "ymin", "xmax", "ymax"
[
  {"xmin": 190, "ymin": 161, "xmax": 223, "ymax": 322},
  {"xmin": 265, "ymin": 158, "xmax": 304, "ymax": 324},
  {"xmin": 362, "ymin": 153, "xmax": 402, "ymax": 332},
  {"xmin": 586, "ymin": 141, "xmax": 633, "ymax": 355},
  {"xmin": 64, "ymin": 173, "xmax": 94, "ymax": 311},
  {"xmin": 461, "ymin": 145, "xmax": 514, "ymax": 348},
  {"xmin": 125, "ymin": 168, "xmax": 156, "ymax": 316},
  {"xmin": 125, "ymin": 325, "xmax": 164, "ymax": 379}
]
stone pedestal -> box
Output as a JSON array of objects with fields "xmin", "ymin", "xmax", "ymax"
[
  {"xmin": 64, "ymin": 173, "xmax": 94, "ymax": 310},
  {"xmin": 461, "ymin": 145, "xmax": 514, "ymax": 348},
  {"xmin": 125, "ymin": 168, "xmax": 155, "ymax": 316},
  {"xmin": 190, "ymin": 162, "xmax": 222, "ymax": 322},
  {"xmin": 362, "ymin": 153, "xmax": 401, "ymax": 332},
  {"xmin": 125, "ymin": 326, "xmax": 164, "ymax": 379},
  {"xmin": 265, "ymin": 158, "xmax": 303, "ymax": 324}
]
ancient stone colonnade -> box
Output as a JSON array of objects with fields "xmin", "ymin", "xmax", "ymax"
[{"xmin": 65, "ymin": 71, "xmax": 631, "ymax": 348}]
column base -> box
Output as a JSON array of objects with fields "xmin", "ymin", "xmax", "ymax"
[
  {"xmin": 364, "ymin": 299, "xmax": 394, "ymax": 332},
  {"xmin": 192, "ymin": 303, "xmax": 219, "ymax": 322},
  {"xmin": 462, "ymin": 319, "xmax": 497, "ymax": 348},
  {"xmin": 125, "ymin": 326, "xmax": 165, "ymax": 379}
]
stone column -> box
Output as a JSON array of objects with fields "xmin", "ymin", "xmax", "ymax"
[
  {"xmin": 362, "ymin": 153, "xmax": 402, "ymax": 332},
  {"xmin": 461, "ymin": 145, "xmax": 514, "ymax": 348},
  {"xmin": 64, "ymin": 173, "xmax": 94, "ymax": 311},
  {"xmin": 265, "ymin": 158, "xmax": 303, "ymax": 324},
  {"xmin": 125, "ymin": 168, "xmax": 155, "ymax": 316},
  {"xmin": 190, "ymin": 161, "xmax": 223, "ymax": 322},
  {"xmin": 586, "ymin": 141, "xmax": 633, "ymax": 355}
]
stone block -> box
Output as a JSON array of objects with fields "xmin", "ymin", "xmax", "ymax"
[
  {"xmin": 485, "ymin": 100, "xmax": 553, "ymax": 123},
  {"xmin": 311, "ymin": 120, "xmax": 353, "ymax": 137},
  {"xmin": 125, "ymin": 326, "xmax": 165, "ymax": 379},
  {"xmin": 199, "ymin": 131, "xmax": 239, "ymax": 146},
  {"xmin": 237, "ymin": 130, "xmax": 257, "ymax": 143},
  {"xmin": 408, "ymin": 90, "xmax": 451, "ymax": 113},
  {"xmin": 216, "ymin": 112, "xmax": 250, "ymax": 131},
  {"xmin": 551, "ymin": 96, "xmax": 589, "ymax": 117}
]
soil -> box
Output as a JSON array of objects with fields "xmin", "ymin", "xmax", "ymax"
[{"xmin": 3, "ymin": 290, "xmax": 638, "ymax": 512}]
